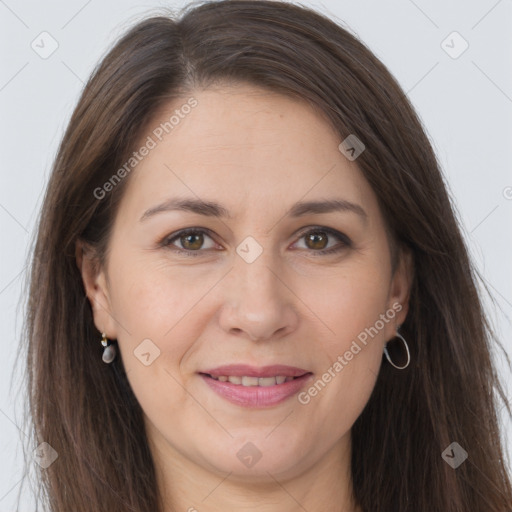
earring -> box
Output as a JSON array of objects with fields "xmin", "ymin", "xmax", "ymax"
[
  {"xmin": 383, "ymin": 326, "xmax": 410, "ymax": 370},
  {"xmin": 101, "ymin": 332, "xmax": 116, "ymax": 364}
]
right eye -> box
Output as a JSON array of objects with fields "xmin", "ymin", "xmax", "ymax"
[{"xmin": 161, "ymin": 228, "xmax": 219, "ymax": 256}]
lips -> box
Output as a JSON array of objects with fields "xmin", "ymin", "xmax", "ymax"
[{"xmin": 198, "ymin": 364, "xmax": 314, "ymax": 407}]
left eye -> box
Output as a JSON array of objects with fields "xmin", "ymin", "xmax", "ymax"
[
  {"xmin": 293, "ymin": 227, "xmax": 351, "ymax": 254},
  {"xmin": 162, "ymin": 227, "xmax": 351, "ymax": 256}
]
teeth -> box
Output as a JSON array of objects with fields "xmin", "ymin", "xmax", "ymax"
[
  {"xmin": 210, "ymin": 375, "xmax": 294, "ymax": 386},
  {"xmin": 258, "ymin": 377, "xmax": 277, "ymax": 387},
  {"xmin": 241, "ymin": 376, "xmax": 259, "ymax": 386}
]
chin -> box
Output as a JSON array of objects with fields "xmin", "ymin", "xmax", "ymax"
[{"xmin": 199, "ymin": 436, "xmax": 309, "ymax": 482}]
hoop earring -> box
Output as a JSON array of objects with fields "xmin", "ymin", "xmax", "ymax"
[
  {"xmin": 383, "ymin": 329, "xmax": 410, "ymax": 370},
  {"xmin": 101, "ymin": 332, "xmax": 116, "ymax": 364}
]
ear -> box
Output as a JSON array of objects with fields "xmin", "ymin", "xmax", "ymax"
[
  {"xmin": 75, "ymin": 239, "xmax": 118, "ymax": 339},
  {"xmin": 387, "ymin": 245, "xmax": 414, "ymax": 329}
]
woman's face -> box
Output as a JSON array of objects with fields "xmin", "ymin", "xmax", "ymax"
[{"xmin": 79, "ymin": 84, "xmax": 411, "ymax": 483}]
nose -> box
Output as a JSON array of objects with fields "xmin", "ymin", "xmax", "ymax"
[{"xmin": 217, "ymin": 249, "xmax": 299, "ymax": 342}]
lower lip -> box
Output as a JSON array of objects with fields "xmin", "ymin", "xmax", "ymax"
[{"xmin": 200, "ymin": 373, "xmax": 314, "ymax": 408}]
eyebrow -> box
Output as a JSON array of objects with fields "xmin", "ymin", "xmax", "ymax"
[{"xmin": 139, "ymin": 197, "xmax": 367, "ymax": 223}]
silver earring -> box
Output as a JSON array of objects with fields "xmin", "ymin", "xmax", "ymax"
[
  {"xmin": 101, "ymin": 332, "xmax": 116, "ymax": 364},
  {"xmin": 383, "ymin": 326, "xmax": 410, "ymax": 370}
]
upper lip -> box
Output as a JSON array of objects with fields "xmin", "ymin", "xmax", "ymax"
[{"xmin": 200, "ymin": 364, "xmax": 312, "ymax": 378}]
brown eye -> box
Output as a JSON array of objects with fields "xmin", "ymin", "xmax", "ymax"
[
  {"xmin": 304, "ymin": 231, "xmax": 329, "ymax": 250},
  {"xmin": 163, "ymin": 228, "xmax": 217, "ymax": 255},
  {"xmin": 180, "ymin": 232, "xmax": 204, "ymax": 250},
  {"xmin": 294, "ymin": 227, "xmax": 352, "ymax": 255}
]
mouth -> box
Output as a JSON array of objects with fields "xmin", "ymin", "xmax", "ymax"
[{"xmin": 197, "ymin": 365, "xmax": 314, "ymax": 407}]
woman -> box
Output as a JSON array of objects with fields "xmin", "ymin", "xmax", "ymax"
[{"xmin": 18, "ymin": 0, "xmax": 512, "ymax": 510}]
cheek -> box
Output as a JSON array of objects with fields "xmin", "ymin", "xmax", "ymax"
[
  {"xmin": 108, "ymin": 252, "xmax": 213, "ymax": 335},
  {"xmin": 107, "ymin": 259, "xmax": 207, "ymax": 420},
  {"xmin": 301, "ymin": 256, "xmax": 391, "ymax": 345},
  {"xmin": 296, "ymin": 257, "xmax": 390, "ymax": 417},
  {"xmin": 308, "ymin": 358, "xmax": 380, "ymax": 445},
  {"xmin": 106, "ymin": 255, "xmax": 211, "ymax": 386}
]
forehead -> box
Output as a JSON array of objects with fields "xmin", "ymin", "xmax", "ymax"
[{"xmin": 115, "ymin": 84, "xmax": 379, "ymax": 225}]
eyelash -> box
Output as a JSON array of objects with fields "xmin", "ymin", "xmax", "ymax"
[{"xmin": 160, "ymin": 226, "xmax": 352, "ymax": 257}]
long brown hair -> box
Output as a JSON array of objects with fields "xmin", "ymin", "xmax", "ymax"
[{"xmin": 16, "ymin": 1, "xmax": 512, "ymax": 510}]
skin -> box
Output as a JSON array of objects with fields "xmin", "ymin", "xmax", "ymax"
[{"xmin": 77, "ymin": 84, "xmax": 413, "ymax": 512}]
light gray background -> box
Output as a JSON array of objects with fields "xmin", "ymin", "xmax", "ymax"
[{"xmin": 1, "ymin": 0, "xmax": 511, "ymax": 509}]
